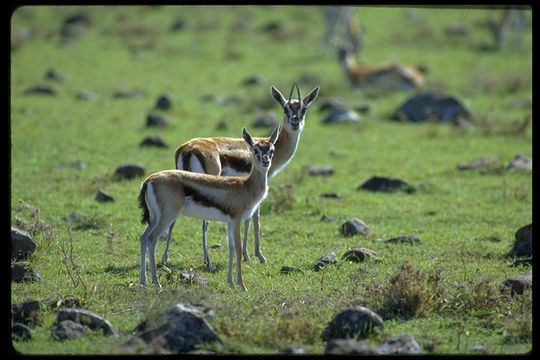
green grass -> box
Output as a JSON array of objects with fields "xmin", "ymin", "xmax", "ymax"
[{"xmin": 11, "ymin": 5, "xmax": 532, "ymax": 355}]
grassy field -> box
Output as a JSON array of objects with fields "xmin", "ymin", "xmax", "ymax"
[{"xmin": 10, "ymin": 5, "xmax": 532, "ymax": 354}]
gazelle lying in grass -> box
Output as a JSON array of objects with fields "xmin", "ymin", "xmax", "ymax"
[
  {"xmin": 337, "ymin": 46, "xmax": 425, "ymax": 90},
  {"xmin": 138, "ymin": 125, "xmax": 280, "ymax": 291},
  {"xmin": 162, "ymin": 83, "xmax": 319, "ymax": 271}
]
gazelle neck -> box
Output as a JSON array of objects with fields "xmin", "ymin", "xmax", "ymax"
[{"xmin": 269, "ymin": 123, "xmax": 301, "ymax": 178}]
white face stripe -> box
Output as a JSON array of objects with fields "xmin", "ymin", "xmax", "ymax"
[{"xmin": 189, "ymin": 154, "xmax": 205, "ymax": 173}]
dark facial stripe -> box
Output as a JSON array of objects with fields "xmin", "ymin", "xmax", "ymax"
[{"xmin": 184, "ymin": 185, "xmax": 231, "ymax": 216}]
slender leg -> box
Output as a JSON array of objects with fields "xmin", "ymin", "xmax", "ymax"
[
  {"xmin": 242, "ymin": 218, "xmax": 251, "ymax": 262},
  {"xmin": 147, "ymin": 232, "xmax": 161, "ymax": 289},
  {"xmin": 226, "ymin": 222, "xmax": 235, "ymax": 288},
  {"xmin": 234, "ymin": 220, "xmax": 247, "ymax": 291},
  {"xmin": 202, "ymin": 220, "xmax": 212, "ymax": 271},
  {"xmin": 253, "ymin": 207, "xmax": 266, "ymax": 263},
  {"xmin": 161, "ymin": 220, "xmax": 176, "ymax": 264},
  {"xmin": 140, "ymin": 229, "xmax": 148, "ymax": 286}
]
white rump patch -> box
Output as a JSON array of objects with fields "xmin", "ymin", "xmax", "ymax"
[
  {"xmin": 145, "ymin": 182, "xmax": 160, "ymax": 224},
  {"xmin": 189, "ymin": 155, "xmax": 205, "ymax": 173},
  {"xmin": 181, "ymin": 197, "xmax": 231, "ymax": 222}
]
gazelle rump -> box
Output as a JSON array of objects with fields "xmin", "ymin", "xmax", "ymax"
[
  {"xmin": 138, "ymin": 125, "xmax": 280, "ymax": 291},
  {"xmin": 337, "ymin": 46, "xmax": 424, "ymax": 90},
  {"xmin": 162, "ymin": 83, "xmax": 320, "ymax": 270}
]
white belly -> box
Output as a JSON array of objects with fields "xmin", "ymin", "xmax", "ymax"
[
  {"xmin": 221, "ymin": 165, "xmax": 249, "ymax": 177},
  {"xmin": 180, "ymin": 197, "xmax": 232, "ymax": 222}
]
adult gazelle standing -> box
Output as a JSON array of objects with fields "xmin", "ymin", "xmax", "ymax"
[
  {"xmin": 163, "ymin": 83, "xmax": 320, "ymax": 270},
  {"xmin": 138, "ymin": 126, "xmax": 280, "ymax": 290}
]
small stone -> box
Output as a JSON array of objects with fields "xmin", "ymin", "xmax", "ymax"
[
  {"xmin": 61, "ymin": 160, "xmax": 87, "ymax": 169},
  {"xmin": 252, "ymin": 112, "xmax": 278, "ymax": 128},
  {"xmin": 45, "ymin": 68, "xmax": 67, "ymax": 83},
  {"xmin": 11, "ymin": 262, "xmax": 41, "ymax": 283},
  {"xmin": 146, "ymin": 113, "xmax": 170, "ymax": 127},
  {"xmin": 392, "ymin": 91, "xmax": 472, "ymax": 123},
  {"xmin": 502, "ymin": 274, "xmax": 532, "ymax": 295},
  {"xmin": 114, "ymin": 163, "xmax": 145, "ymax": 180},
  {"xmin": 155, "ymin": 94, "xmax": 173, "ymax": 110},
  {"xmin": 140, "ymin": 135, "xmax": 168, "ymax": 148},
  {"xmin": 280, "ymin": 346, "xmax": 305, "ymax": 354},
  {"xmin": 24, "ymin": 85, "xmax": 56, "ymax": 96},
  {"xmin": 358, "ymin": 176, "xmax": 415, "ymax": 193},
  {"xmin": 57, "ymin": 308, "xmax": 117, "ymax": 336},
  {"xmin": 321, "ymin": 306, "xmax": 384, "ymax": 341},
  {"xmin": 321, "ymin": 192, "xmax": 340, "ymax": 199},
  {"xmin": 280, "ymin": 265, "xmax": 305, "ymax": 275},
  {"xmin": 95, "ymin": 189, "xmax": 114, "ymax": 203},
  {"xmin": 385, "ymin": 235, "xmax": 421, "ymax": 245},
  {"xmin": 241, "ymin": 75, "xmax": 265, "ymax": 86},
  {"xmin": 377, "ymin": 334, "xmax": 421, "ymax": 354},
  {"xmin": 113, "ymin": 88, "xmax": 146, "ymax": 99},
  {"xmin": 215, "ymin": 117, "xmax": 229, "ymax": 130},
  {"xmin": 342, "ymin": 248, "xmax": 378, "ymax": 262},
  {"xmin": 76, "ymin": 89, "xmax": 97, "ymax": 101},
  {"xmin": 325, "ymin": 338, "xmax": 379, "ymax": 355},
  {"xmin": 340, "ymin": 218, "xmax": 369, "ymax": 236},
  {"xmin": 322, "ymin": 109, "xmax": 361, "ymax": 124},
  {"xmin": 11, "ymin": 300, "xmax": 41, "ymax": 326},
  {"xmin": 12, "ymin": 323, "xmax": 33, "ymax": 341},
  {"xmin": 53, "ymin": 320, "xmax": 89, "ymax": 341},
  {"xmin": 511, "ymin": 223, "xmax": 532, "ymax": 257},
  {"xmin": 470, "ymin": 344, "xmax": 486, "ymax": 353},
  {"xmin": 313, "ymin": 252, "xmax": 338, "ymax": 271},
  {"xmin": 170, "ymin": 19, "xmax": 186, "ymax": 32},
  {"xmin": 308, "ymin": 166, "xmax": 334, "ymax": 176},
  {"xmin": 180, "ymin": 270, "xmax": 208, "ymax": 286},
  {"xmin": 457, "ymin": 157, "xmax": 501, "ymax": 170},
  {"xmin": 507, "ymin": 154, "xmax": 532, "ymax": 172},
  {"xmin": 11, "ymin": 227, "xmax": 37, "ymax": 260},
  {"xmin": 320, "ymin": 215, "xmax": 337, "ymax": 223},
  {"xmin": 209, "ymin": 243, "xmax": 222, "ymax": 249}
]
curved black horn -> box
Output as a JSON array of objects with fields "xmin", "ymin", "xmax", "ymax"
[
  {"xmin": 288, "ymin": 83, "xmax": 295, "ymax": 101},
  {"xmin": 295, "ymin": 82, "xmax": 300, "ymax": 101}
]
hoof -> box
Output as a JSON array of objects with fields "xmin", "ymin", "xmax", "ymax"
[{"xmin": 256, "ymin": 254, "xmax": 267, "ymax": 263}]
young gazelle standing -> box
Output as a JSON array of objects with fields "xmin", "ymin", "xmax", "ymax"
[
  {"xmin": 162, "ymin": 83, "xmax": 320, "ymax": 270},
  {"xmin": 138, "ymin": 125, "xmax": 280, "ymax": 291}
]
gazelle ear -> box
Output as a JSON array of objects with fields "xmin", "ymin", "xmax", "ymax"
[
  {"xmin": 271, "ymin": 86, "xmax": 287, "ymax": 107},
  {"xmin": 269, "ymin": 124, "xmax": 280, "ymax": 145},
  {"xmin": 242, "ymin": 127, "xmax": 255, "ymax": 148},
  {"xmin": 303, "ymin": 85, "xmax": 320, "ymax": 108}
]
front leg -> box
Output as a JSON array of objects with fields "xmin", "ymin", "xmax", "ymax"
[
  {"xmin": 234, "ymin": 220, "xmax": 247, "ymax": 291},
  {"xmin": 226, "ymin": 222, "xmax": 235, "ymax": 289},
  {"xmin": 242, "ymin": 217, "xmax": 251, "ymax": 262},
  {"xmin": 252, "ymin": 207, "xmax": 266, "ymax": 263}
]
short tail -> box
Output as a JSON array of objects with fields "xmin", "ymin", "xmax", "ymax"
[{"xmin": 138, "ymin": 181, "xmax": 150, "ymax": 224}]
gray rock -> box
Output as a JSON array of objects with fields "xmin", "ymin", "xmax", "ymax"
[
  {"xmin": 470, "ymin": 344, "xmax": 486, "ymax": 354},
  {"xmin": 114, "ymin": 163, "xmax": 145, "ymax": 180},
  {"xmin": 113, "ymin": 88, "xmax": 146, "ymax": 99},
  {"xmin": 137, "ymin": 304, "xmax": 221, "ymax": 354},
  {"xmin": 342, "ymin": 248, "xmax": 378, "ymax": 262},
  {"xmin": 12, "ymin": 323, "xmax": 33, "ymax": 341},
  {"xmin": 170, "ymin": 19, "xmax": 186, "ymax": 32},
  {"xmin": 358, "ymin": 176, "xmax": 415, "ymax": 193},
  {"xmin": 155, "ymin": 94, "xmax": 173, "ymax": 110},
  {"xmin": 457, "ymin": 157, "xmax": 501, "ymax": 170},
  {"xmin": 24, "ymin": 85, "xmax": 56, "ymax": 96},
  {"xmin": 280, "ymin": 265, "xmax": 305, "ymax": 275},
  {"xmin": 502, "ymin": 274, "xmax": 532, "ymax": 295},
  {"xmin": 57, "ymin": 308, "xmax": 117, "ymax": 336},
  {"xmin": 140, "ymin": 135, "xmax": 168, "ymax": 148},
  {"xmin": 11, "ymin": 227, "xmax": 37, "ymax": 260},
  {"xmin": 280, "ymin": 346, "xmax": 305, "ymax": 354},
  {"xmin": 385, "ymin": 235, "xmax": 421, "ymax": 245},
  {"xmin": 53, "ymin": 320, "xmax": 89, "ymax": 341},
  {"xmin": 95, "ymin": 189, "xmax": 114, "ymax": 203},
  {"xmin": 45, "ymin": 68, "xmax": 67, "ymax": 83},
  {"xmin": 252, "ymin": 112, "xmax": 278, "ymax": 128},
  {"xmin": 325, "ymin": 339, "xmax": 380, "ymax": 354},
  {"xmin": 11, "ymin": 262, "xmax": 41, "ymax": 283},
  {"xmin": 313, "ymin": 252, "xmax": 338, "ymax": 271},
  {"xmin": 322, "ymin": 109, "xmax": 361, "ymax": 124},
  {"xmin": 322, "ymin": 306, "xmax": 384, "ymax": 341},
  {"xmin": 318, "ymin": 97, "xmax": 348, "ymax": 113},
  {"xmin": 241, "ymin": 75, "xmax": 265, "ymax": 86},
  {"xmin": 508, "ymin": 154, "xmax": 532, "ymax": 172},
  {"xmin": 321, "ymin": 192, "xmax": 340, "ymax": 199},
  {"xmin": 511, "ymin": 223, "xmax": 532, "ymax": 257},
  {"xmin": 377, "ymin": 334, "xmax": 421, "ymax": 354},
  {"xmin": 12, "ymin": 300, "xmax": 41, "ymax": 326},
  {"xmin": 76, "ymin": 89, "xmax": 97, "ymax": 101},
  {"xmin": 308, "ymin": 165, "xmax": 334, "ymax": 176},
  {"xmin": 61, "ymin": 160, "xmax": 87, "ymax": 169},
  {"xmin": 392, "ymin": 91, "xmax": 472, "ymax": 123},
  {"xmin": 180, "ymin": 270, "xmax": 208, "ymax": 286},
  {"xmin": 340, "ymin": 218, "xmax": 369, "ymax": 236},
  {"xmin": 146, "ymin": 113, "xmax": 170, "ymax": 127}
]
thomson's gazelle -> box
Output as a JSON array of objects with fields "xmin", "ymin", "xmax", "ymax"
[
  {"xmin": 163, "ymin": 83, "xmax": 320, "ymax": 270},
  {"xmin": 138, "ymin": 125, "xmax": 280, "ymax": 291}
]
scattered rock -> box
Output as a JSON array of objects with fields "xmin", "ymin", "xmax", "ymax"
[
  {"xmin": 325, "ymin": 338, "xmax": 380, "ymax": 355},
  {"xmin": 53, "ymin": 320, "xmax": 89, "ymax": 341},
  {"xmin": 385, "ymin": 235, "xmax": 421, "ymax": 245},
  {"xmin": 140, "ymin": 135, "xmax": 168, "ymax": 148},
  {"xmin": 307, "ymin": 165, "xmax": 334, "ymax": 176},
  {"xmin": 322, "ymin": 109, "xmax": 361, "ymax": 124},
  {"xmin": 209, "ymin": 243, "xmax": 222, "ymax": 249},
  {"xmin": 358, "ymin": 176, "xmax": 415, "ymax": 193},
  {"xmin": 12, "ymin": 323, "xmax": 33, "ymax": 341},
  {"xmin": 260, "ymin": 21, "xmax": 283, "ymax": 33},
  {"xmin": 320, "ymin": 215, "xmax": 337, "ymax": 223},
  {"xmin": 170, "ymin": 19, "xmax": 186, "ymax": 32},
  {"xmin": 146, "ymin": 113, "xmax": 170, "ymax": 127},
  {"xmin": 114, "ymin": 163, "xmax": 145, "ymax": 180},
  {"xmin": 377, "ymin": 334, "xmax": 421, "ymax": 354},
  {"xmin": 280, "ymin": 265, "xmax": 305, "ymax": 275},
  {"xmin": 507, "ymin": 154, "xmax": 532, "ymax": 172},
  {"xmin": 61, "ymin": 160, "xmax": 87, "ymax": 169},
  {"xmin": 392, "ymin": 91, "xmax": 472, "ymax": 123},
  {"xmin": 95, "ymin": 189, "xmax": 114, "ymax": 203},
  {"xmin": 155, "ymin": 94, "xmax": 173, "ymax": 110},
  {"xmin": 510, "ymin": 223, "xmax": 532, "ymax": 257},
  {"xmin": 76, "ymin": 89, "xmax": 97, "ymax": 101},
  {"xmin": 45, "ymin": 68, "xmax": 67, "ymax": 83},
  {"xmin": 137, "ymin": 304, "xmax": 222, "ymax": 354},
  {"xmin": 340, "ymin": 218, "xmax": 369, "ymax": 236},
  {"xmin": 180, "ymin": 269, "xmax": 208, "ymax": 286},
  {"xmin": 313, "ymin": 252, "xmax": 338, "ymax": 271},
  {"xmin": 470, "ymin": 344, "xmax": 487, "ymax": 354},
  {"xmin": 241, "ymin": 75, "xmax": 265, "ymax": 86},
  {"xmin": 24, "ymin": 85, "xmax": 56, "ymax": 96},
  {"xmin": 342, "ymin": 248, "xmax": 378, "ymax": 262},
  {"xmin": 280, "ymin": 346, "xmax": 305, "ymax": 354},
  {"xmin": 321, "ymin": 306, "xmax": 384, "ymax": 341},
  {"xmin": 457, "ymin": 157, "xmax": 501, "ymax": 170},
  {"xmin": 57, "ymin": 308, "xmax": 117, "ymax": 336},
  {"xmin": 502, "ymin": 274, "xmax": 532, "ymax": 295},
  {"xmin": 11, "ymin": 227, "xmax": 37, "ymax": 260},
  {"xmin": 11, "ymin": 300, "xmax": 41, "ymax": 326},
  {"xmin": 321, "ymin": 192, "xmax": 340, "ymax": 199},
  {"xmin": 113, "ymin": 88, "xmax": 146, "ymax": 99},
  {"xmin": 12, "ymin": 262, "xmax": 41, "ymax": 283},
  {"xmin": 215, "ymin": 117, "xmax": 229, "ymax": 130},
  {"xmin": 252, "ymin": 112, "xmax": 279, "ymax": 128},
  {"xmin": 318, "ymin": 97, "xmax": 348, "ymax": 113}
]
